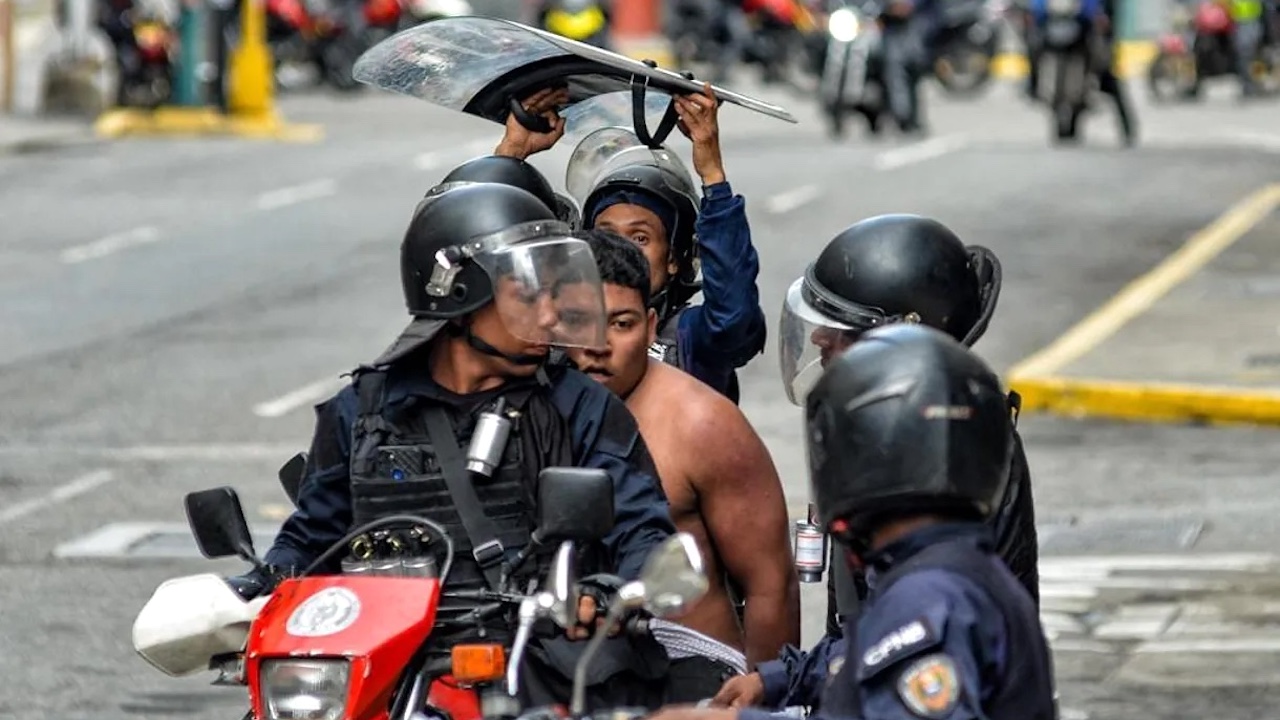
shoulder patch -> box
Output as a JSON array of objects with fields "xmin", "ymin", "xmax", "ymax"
[
  {"xmin": 859, "ymin": 617, "xmax": 941, "ymax": 678},
  {"xmin": 896, "ymin": 653, "xmax": 960, "ymax": 718}
]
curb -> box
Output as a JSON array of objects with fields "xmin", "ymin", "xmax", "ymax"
[
  {"xmin": 992, "ymin": 41, "xmax": 1157, "ymax": 80},
  {"xmin": 1009, "ymin": 375, "xmax": 1280, "ymax": 428},
  {"xmin": 93, "ymin": 107, "xmax": 324, "ymax": 142}
]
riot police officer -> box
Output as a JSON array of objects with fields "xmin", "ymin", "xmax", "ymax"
[
  {"xmin": 495, "ymin": 86, "xmax": 767, "ymax": 404},
  {"xmin": 437, "ymin": 153, "xmax": 583, "ymax": 227},
  {"xmin": 776, "ymin": 214, "xmax": 1040, "ymax": 636},
  {"xmin": 698, "ymin": 325, "xmax": 1056, "ymax": 720},
  {"xmin": 227, "ymin": 181, "xmax": 676, "ymax": 701}
]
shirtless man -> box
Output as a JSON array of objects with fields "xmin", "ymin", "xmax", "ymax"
[{"xmin": 565, "ymin": 229, "xmax": 800, "ymax": 701}]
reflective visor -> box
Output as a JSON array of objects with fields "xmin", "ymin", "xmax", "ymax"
[
  {"xmin": 466, "ymin": 222, "xmax": 608, "ymax": 350},
  {"xmin": 779, "ymin": 278, "xmax": 863, "ymax": 406}
]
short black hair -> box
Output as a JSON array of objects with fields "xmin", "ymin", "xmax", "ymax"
[{"xmin": 578, "ymin": 229, "xmax": 651, "ymax": 308}]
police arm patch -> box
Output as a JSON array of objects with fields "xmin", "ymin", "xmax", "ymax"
[
  {"xmin": 896, "ymin": 653, "xmax": 961, "ymax": 719},
  {"xmin": 859, "ymin": 617, "xmax": 942, "ymax": 678}
]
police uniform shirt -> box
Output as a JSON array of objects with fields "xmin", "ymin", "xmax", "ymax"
[{"xmin": 740, "ymin": 523, "xmax": 1055, "ymax": 720}]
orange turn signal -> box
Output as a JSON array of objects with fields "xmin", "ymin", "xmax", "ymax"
[{"xmin": 450, "ymin": 644, "xmax": 507, "ymax": 684}]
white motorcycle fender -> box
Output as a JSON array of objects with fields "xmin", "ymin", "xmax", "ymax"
[{"xmin": 132, "ymin": 573, "xmax": 269, "ymax": 677}]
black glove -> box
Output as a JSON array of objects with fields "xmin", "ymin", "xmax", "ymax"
[{"xmin": 224, "ymin": 565, "xmax": 295, "ymax": 601}]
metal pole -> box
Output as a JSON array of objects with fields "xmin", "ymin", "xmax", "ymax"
[
  {"xmin": 175, "ymin": 0, "xmax": 205, "ymax": 105},
  {"xmin": 0, "ymin": 0, "xmax": 13, "ymax": 113}
]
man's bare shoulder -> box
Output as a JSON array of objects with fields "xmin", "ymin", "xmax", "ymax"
[{"xmin": 643, "ymin": 361, "xmax": 755, "ymax": 437}]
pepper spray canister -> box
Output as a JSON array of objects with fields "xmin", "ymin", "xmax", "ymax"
[
  {"xmin": 467, "ymin": 397, "xmax": 513, "ymax": 477},
  {"xmin": 792, "ymin": 503, "xmax": 829, "ymax": 583}
]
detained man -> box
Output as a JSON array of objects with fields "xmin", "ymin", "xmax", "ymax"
[{"xmin": 562, "ymin": 229, "xmax": 800, "ymax": 702}]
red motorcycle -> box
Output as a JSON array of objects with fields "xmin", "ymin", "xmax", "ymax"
[
  {"xmin": 1148, "ymin": 0, "xmax": 1276, "ymax": 100},
  {"xmin": 268, "ymin": 0, "xmax": 401, "ymax": 91},
  {"xmin": 132, "ymin": 463, "xmax": 658, "ymax": 720}
]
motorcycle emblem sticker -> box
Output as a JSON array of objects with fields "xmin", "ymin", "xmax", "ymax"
[{"xmin": 286, "ymin": 587, "xmax": 363, "ymax": 637}]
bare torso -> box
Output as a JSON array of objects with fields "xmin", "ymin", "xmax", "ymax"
[{"xmin": 625, "ymin": 360, "xmax": 743, "ymax": 651}]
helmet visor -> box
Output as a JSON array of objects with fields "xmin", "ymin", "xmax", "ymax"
[
  {"xmin": 564, "ymin": 126, "xmax": 695, "ymax": 209},
  {"xmin": 780, "ymin": 278, "xmax": 863, "ymax": 406},
  {"xmin": 469, "ymin": 221, "xmax": 607, "ymax": 350}
]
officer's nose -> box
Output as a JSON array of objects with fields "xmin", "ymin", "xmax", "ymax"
[{"xmin": 536, "ymin": 294, "xmax": 559, "ymax": 332}]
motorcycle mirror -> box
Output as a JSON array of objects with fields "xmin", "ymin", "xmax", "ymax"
[
  {"xmin": 536, "ymin": 467, "xmax": 614, "ymax": 542},
  {"xmin": 184, "ymin": 487, "xmax": 258, "ymax": 562},
  {"xmin": 547, "ymin": 541, "xmax": 580, "ymax": 629},
  {"xmin": 277, "ymin": 452, "xmax": 307, "ymax": 507},
  {"xmin": 636, "ymin": 532, "xmax": 708, "ymax": 618}
]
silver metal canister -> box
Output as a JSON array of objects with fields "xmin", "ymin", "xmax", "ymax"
[
  {"xmin": 467, "ymin": 398, "xmax": 513, "ymax": 477},
  {"xmin": 792, "ymin": 503, "xmax": 829, "ymax": 583}
]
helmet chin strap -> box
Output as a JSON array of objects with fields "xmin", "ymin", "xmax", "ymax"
[{"xmin": 447, "ymin": 321, "xmax": 546, "ymax": 367}]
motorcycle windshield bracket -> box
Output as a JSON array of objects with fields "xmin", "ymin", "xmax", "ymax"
[{"xmin": 630, "ymin": 66, "xmax": 681, "ymax": 149}]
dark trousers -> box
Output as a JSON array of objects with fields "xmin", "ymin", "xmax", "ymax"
[{"xmin": 663, "ymin": 657, "xmax": 741, "ymax": 704}]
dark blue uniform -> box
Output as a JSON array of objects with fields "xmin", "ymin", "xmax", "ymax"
[
  {"xmin": 264, "ymin": 366, "xmax": 675, "ymax": 580},
  {"xmin": 667, "ymin": 181, "xmax": 767, "ymax": 400},
  {"xmin": 743, "ymin": 524, "xmax": 1055, "ymax": 720}
]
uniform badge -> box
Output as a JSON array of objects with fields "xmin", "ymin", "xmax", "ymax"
[{"xmin": 896, "ymin": 653, "xmax": 960, "ymax": 719}]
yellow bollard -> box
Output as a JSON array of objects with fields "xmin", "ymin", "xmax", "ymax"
[{"xmin": 228, "ymin": 0, "xmax": 275, "ymax": 117}]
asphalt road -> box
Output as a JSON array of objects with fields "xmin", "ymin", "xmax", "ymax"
[{"xmin": 1, "ymin": 76, "xmax": 1279, "ymax": 719}]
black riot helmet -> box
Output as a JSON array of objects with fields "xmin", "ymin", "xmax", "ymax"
[
  {"xmin": 805, "ymin": 324, "xmax": 1013, "ymax": 546},
  {"xmin": 440, "ymin": 155, "xmax": 583, "ymax": 228},
  {"xmin": 571, "ymin": 128, "xmax": 702, "ymax": 321},
  {"xmin": 779, "ymin": 214, "xmax": 1003, "ymax": 404},
  {"xmin": 376, "ymin": 182, "xmax": 607, "ymax": 366}
]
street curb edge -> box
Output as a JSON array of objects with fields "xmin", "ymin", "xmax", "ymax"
[{"xmin": 1009, "ymin": 374, "xmax": 1280, "ymax": 428}]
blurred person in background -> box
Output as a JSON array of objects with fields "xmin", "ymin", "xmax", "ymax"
[
  {"xmin": 878, "ymin": 0, "xmax": 941, "ymax": 135},
  {"xmin": 1023, "ymin": 0, "xmax": 1136, "ymax": 146},
  {"xmin": 1227, "ymin": 0, "xmax": 1267, "ymax": 98}
]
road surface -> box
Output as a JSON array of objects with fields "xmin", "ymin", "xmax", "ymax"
[{"xmin": 1, "ymin": 77, "xmax": 1279, "ymax": 719}]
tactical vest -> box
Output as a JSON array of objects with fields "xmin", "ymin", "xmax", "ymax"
[
  {"xmin": 820, "ymin": 537, "xmax": 1056, "ymax": 720},
  {"xmin": 647, "ymin": 306, "xmax": 687, "ymax": 369},
  {"xmin": 346, "ymin": 367, "xmax": 574, "ymax": 605}
]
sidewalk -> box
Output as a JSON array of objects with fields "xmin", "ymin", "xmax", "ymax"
[
  {"xmin": 1008, "ymin": 183, "xmax": 1280, "ymax": 426},
  {"xmin": 0, "ymin": 113, "xmax": 96, "ymax": 154}
]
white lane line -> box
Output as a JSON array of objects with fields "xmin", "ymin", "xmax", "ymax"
[
  {"xmin": 60, "ymin": 226, "xmax": 161, "ymax": 264},
  {"xmin": 1216, "ymin": 129, "xmax": 1280, "ymax": 152},
  {"xmin": 0, "ymin": 469, "xmax": 116, "ymax": 526},
  {"xmin": 253, "ymin": 376, "xmax": 347, "ymax": 418},
  {"xmin": 54, "ymin": 521, "xmax": 284, "ymax": 559},
  {"xmin": 256, "ymin": 178, "xmax": 338, "ymax": 211},
  {"xmin": 414, "ymin": 138, "xmax": 501, "ymax": 171},
  {"xmin": 873, "ymin": 135, "xmax": 968, "ymax": 171},
  {"xmin": 764, "ymin": 184, "xmax": 823, "ymax": 215}
]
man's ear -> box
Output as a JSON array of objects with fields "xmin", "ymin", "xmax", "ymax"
[{"xmin": 646, "ymin": 308, "xmax": 658, "ymax": 345}]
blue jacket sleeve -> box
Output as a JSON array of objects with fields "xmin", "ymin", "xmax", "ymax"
[
  {"xmin": 680, "ymin": 181, "xmax": 767, "ymax": 373},
  {"xmin": 551, "ymin": 370, "xmax": 676, "ymax": 580},
  {"xmin": 263, "ymin": 386, "xmax": 358, "ymax": 573},
  {"xmin": 757, "ymin": 634, "xmax": 846, "ymax": 709}
]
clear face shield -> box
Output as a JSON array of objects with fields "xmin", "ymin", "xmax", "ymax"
[
  {"xmin": 427, "ymin": 219, "xmax": 608, "ymax": 350},
  {"xmin": 779, "ymin": 278, "xmax": 864, "ymax": 406},
  {"xmin": 564, "ymin": 126, "xmax": 696, "ymax": 211}
]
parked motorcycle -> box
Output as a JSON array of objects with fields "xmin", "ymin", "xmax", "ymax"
[
  {"xmin": 1031, "ymin": 0, "xmax": 1098, "ymax": 143},
  {"xmin": 268, "ymin": 0, "xmax": 399, "ymax": 91},
  {"xmin": 133, "ymin": 464, "xmax": 647, "ymax": 720},
  {"xmin": 118, "ymin": 12, "xmax": 174, "ymax": 107},
  {"xmin": 1148, "ymin": 0, "xmax": 1278, "ymax": 101},
  {"xmin": 540, "ymin": 0, "xmax": 611, "ymax": 49},
  {"xmin": 930, "ymin": 0, "xmax": 1003, "ymax": 97},
  {"xmin": 820, "ymin": 0, "xmax": 887, "ymax": 139},
  {"xmin": 742, "ymin": 0, "xmax": 817, "ymax": 85}
]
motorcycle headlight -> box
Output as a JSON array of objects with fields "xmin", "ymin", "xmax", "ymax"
[
  {"xmin": 261, "ymin": 659, "xmax": 350, "ymax": 720},
  {"xmin": 828, "ymin": 8, "xmax": 859, "ymax": 42}
]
